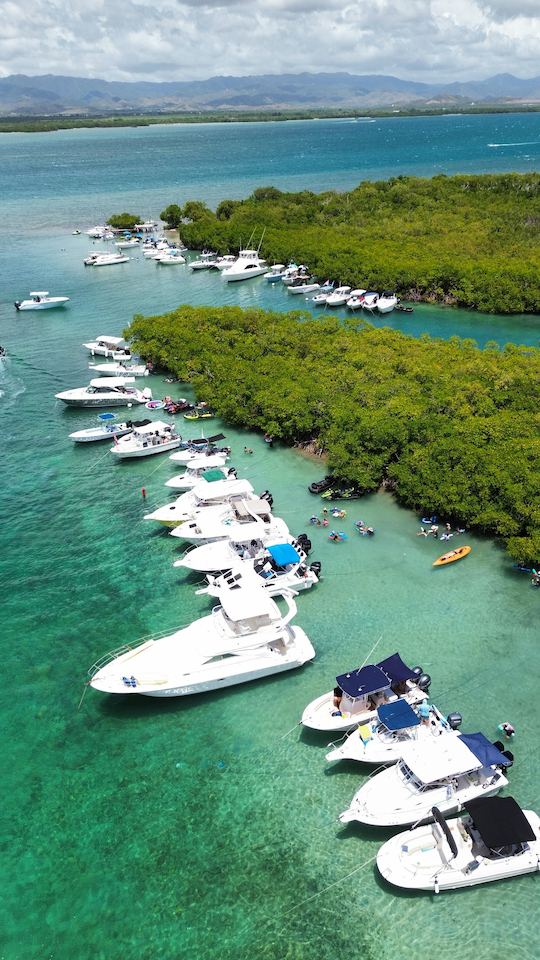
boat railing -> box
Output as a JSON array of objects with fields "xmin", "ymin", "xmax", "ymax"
[{"xmin": 87, "ymin": 627, "xmax": 183, "ymax": 679}]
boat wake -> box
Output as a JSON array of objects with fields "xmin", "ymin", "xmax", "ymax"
[
  {"xmin": 488, "ymin": 141, "xmax": 540, "ymax": 147},
  {"xmin": 0, "ymin": 358, "xmax": 26, "ymax": 407}
]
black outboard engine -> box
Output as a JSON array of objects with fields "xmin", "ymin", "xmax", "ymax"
[
  {"xmin": 411, "ymin": 665, "xmax": 423, "ymax": 677},
  {"xmin": 501, "ymin": 750, "xmax": 514, "ymax": 769},
  {"xmin": 295, "ymin": 534, "xmax": 312, "ymax": 554},
  {"xmin": 493, "ymin": 740, "xmax": 505, "ymax": 753},
  {"xmin": 416, "ymin": 673, "xmax": 431, "ymax": 692},
  {"xmin": 446, "ymin": 712, "xmax": 463, "ymax": 730},
  {"xmin": 309, "ymin": 560, "xmax": 322, "ymax": 578},
  {"xmin": 260, "ymin": 490, "xmax": 273, "ymax": 508}
]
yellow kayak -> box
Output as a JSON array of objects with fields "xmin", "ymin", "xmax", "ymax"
[{"xmin": 433, "ymin": 545, "xmax": 471, "ymax": 567}]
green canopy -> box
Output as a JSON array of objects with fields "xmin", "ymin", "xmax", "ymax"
[{"xmin": 202, "ymin": 468, "xmax": 225, "ymax": 482}]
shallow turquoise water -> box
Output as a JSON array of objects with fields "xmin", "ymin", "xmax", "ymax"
[{"xmin": 1, "ymin": 119, "xmax": 540, "ymax": 960}]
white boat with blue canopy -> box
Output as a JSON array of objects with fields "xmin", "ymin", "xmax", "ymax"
[
  {"xmin": 339, "ymin": 733, "xmax": 513, "ymax": 828},
  {"xmin": 195, "ymin": 541, "xmax": 320, "ymax": 596},
  {"xmin": 174, "ymin": 534, "xmax": 307, "ymax": 574},
  {"xmin": 377, "ymin": 795, "xmax": 540, "ymax": 892},
  {"xmin": 301, "ymin": 653, "xmax": 430, "ymax": 732},
  {"xmin": 326, "ymin": 699, "xmax": 462, "ymax": 766},
  {"xmin": 69, "ymin": 412, "xmax": 151, "ymax": 443}
]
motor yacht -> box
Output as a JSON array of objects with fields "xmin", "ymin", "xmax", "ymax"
[
  {"xmin": 55, "ymin": 377, "xmax": 152, "ymax": 408},
  {"xmin": 339, "ymin": 733, "xmax": 512, "ymax": 828},
  {"xmin": 214, "ymin": 255, "xmax": 237, "ymax": 271},
  {"xmin": 190, "ymin": 251, "xmax": 218, "ymax": 270},
  {"xmin": 264, "ymin": 264, "xmax": 286, "ymax": 282},
  {"xmin": 86, "ymin": 226, "xmax": 106, "ymax": 238},
  {"xmin": 377, "ymin": 292, "xmax": 398, "ymax": 314},
  {"xmin": 301, "ymin": 653, "xmax": 430, "ymax": 733},
  {"xmin": 221, "ymin": 249, "xmax": 267, "ymax": 282},
  {"xmin": 169, "ymin": 496, "xmax": 288, "ymax": 545},
  {"xmin": 169, "ymin": 435, "xmax": 229, "ymax": 465},
  {"xmin": 362, "ymin": 292, "xmax": 379, "ymax": 311},
  {"xmin": 195, "ymin": 542, "xmax": 320, "ymax": 596},
  {"xmin": 83, "ymin": 335, "xmax": 131, "ymax": 359},
  {"xmin": 88, "ymin": 586, "xmax": 315, "ymax": 698},
  {"xmin": 325, "ymin": 701, "xmax": 463, "ymax": 766},
  {"xmin": 325, "ymin": 286, "xmax": 352, "ymax": 307},
  {"xmin": 143, "ymin": 241, "xmax": 171, "ymax": 258},
  {"xmin": 287, "ymin": 278, "xmax": 320, "ymax": 295},
  {"xmin": 88, "ymin": 361, "xmax": 149, "ymax": 377},
  {"xmin": 69, "ymin": 413, "xmax": 150, "ymax": 443},
  {"xmin": 346, "ymin": 290, "xmax": 367, "ymax": 310},
  {"xmin": 155, "ymin": 251, "xmax": 186, "ymax": 264},
  {"xmin": 175, "ymin": 534, "xmax": 310, "ymax": 573},
  {"xmin": 144, "ymin": 478, "xmax": 255, "ymax": 526},
  {"xmin": 115, "ymin": 238, "xmax": 139, "ymax": 249},
  {"xmin": 110, "ymin": 420, "xmax": 181, "ymax": 459},
  {"xmin": 377, "ymin": 796, "xmax": 540, "ymax": 892},
  {"xmin": 14, "ymin": 291, "xmax": 70, "ymax": 311},
  {"xmin": 87, "ymin": 253, "xmax": 130, "ymax": 267},
  {"xmin": 165, "ymin": 454, "xmax": 233, "ymax": 489}
]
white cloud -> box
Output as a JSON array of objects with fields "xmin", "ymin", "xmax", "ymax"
[{"xmin": 0, "ymin": 0, "xmax": 539, "ymax": 82}]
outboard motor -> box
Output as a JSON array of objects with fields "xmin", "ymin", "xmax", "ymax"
[
  {"xmin": 501, "ymin": 750, "xmax": 514, "ymax": 769},
  {"xmin": 260, "ymin": 490, "xmax": 273, "ymax": 508},
  {"xmin": 296, "ymin": 535, "xmax": 311, "ymax": 554},
  {"xmin": 446, "ymin": 712, "xmax": 462, "ymax": 730},
  {"xmin": 309, "ymin": 560, "xmax": 322, "ymax": 578},
  {"xmin": 493, "ymin": 740, "xmax": 505, "ymax": 753},
  {"xmin": 416, "ymin": 673, "xmax": 431, "ymax": 692},
  {"xmin": 411, "ymin": 665, "xmax": 423, "ymax": 677}
]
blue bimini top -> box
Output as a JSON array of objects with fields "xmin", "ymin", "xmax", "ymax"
[
  {"xmin": 336, "ymin": 664, "xmax": 391, "ymax": 700},
  {"xmin": 378, "ymin": 699, "xmax": 421, "ymax": 731},
  {"xmin": 376, "ymin": 652, "xmax": 418, "ymax": 684},
  {"xmin": 459, "ymin": 732, "xmax": 512, "ymax": 768},
  {"xmin": 266, "ymin": 543, "xmax": 301, "ymax": 566}
]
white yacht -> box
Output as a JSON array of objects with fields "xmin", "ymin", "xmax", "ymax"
[
  {"xmin": 55, "ymin": 377, "xmax": 152, "ymax": 408},
  {"xmin": 87, "ymin": 253, "xmax": 130, "ymax": 267},
  {"xmin": 221, "ymin": 249, "xmax": 267, "ymax": 282},
  {"xmin": 377, "ymin": 292, "xmax": 398, "ymax": 314},
  {"xmin": 195, "ymin": 542, "xmax": 320, "ymax": 596},
  {"xmin": 165, "ymin": 454, "xmax": 233, "ymax": 490},
  {"xmin": 175, "ymin": 534, "xmax": 309, "ymax": 574},
  {"xmin": 301, "ymin": 654, "xmax": 430, "ymax": 733},
  {"xmin": 115, "ymin": 238, "xmax": 139, "ymax": 249},
  {"xmin": 88, "ymin": 586, "xmax": 315, "ymax": 698},
  {"xmin": 88, "ymin": 361, "xmax": 149, "ymax": 377},
  {"xmin": 111, "ymin": 421, "xmax": 182, "ymax": 459},
  {"xmin": 14, "ymin": 291, "xmax": 70, "ymax": 311},
  {"xmin": 144, "ymin": 478, "xmax": 254, "ymax": 527},
  {"xmin": 287, "ymin": 279, "xmax": 320, "ymax": 295},
  {"xmin": 264, "ymin": 264, "xmax": 286, "ymax": 282},
  {"xmin": 143, "ymin": 241, "xmax": 170, "ymax": 258},
  {"xmin": 362, "ymin": 291, "xmax": 379, "ymax": 311},
  {"xmin": 86, "ymin": 226, "xmax": 106, "ymax": 238},
  {"xmin": 339, "ymin": 733, "xmax": 512, "ymax": 828},
  {"xmin": 346, "ymin": 290, "xmax": 367, "ymax": 310},
  {"xmin": 155, "ymin": 251, "xmax": 186, "ymax": 264},
  {"xmin": 325, "ymin": 286, "xmax": 352, "ymax": 307},
  {"xmin": 325, "ymin": 701, "xmax": 463, "ymax": 766},
  {"xmin": 83, "ymin": 335, "xmax": 131, "ymax": 359},
  {"xmin": 169, "ymin": 498, "xmax": 288, "ymax": 546},
  {"xmin": 311, "ymin": 292, "xmax": 330, "ymax": 306},
  {"xmin": 190, "ymin": 251, "xmax": 218, "ymax": 270},
  {"xmin": 69, "ymin": 413, "xmax": 150, "ymax": 443},
  {"xmin": 377, "ymin": 796, "xmax": 540, "ymax": 893},
  {"xmin": 169, "ymin": 441, "xmax": 230, "ymax": 466}
]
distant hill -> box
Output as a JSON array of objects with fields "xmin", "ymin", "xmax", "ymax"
[{"xmin": 1, "ymin": 71, "xmax": 540, "ymax": 116}]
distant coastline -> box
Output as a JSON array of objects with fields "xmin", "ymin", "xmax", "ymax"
[{"xmin": 2, "ymin": 103, "xmax": 540, "ymax": 134}]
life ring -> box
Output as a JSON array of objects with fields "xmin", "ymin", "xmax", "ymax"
[{"xmin": 146, "ymin": 400, "xmax": 165, "ymax": 410}]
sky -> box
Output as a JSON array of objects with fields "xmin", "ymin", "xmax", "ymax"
[{"xmin": 0, "ymin": 0, "xmax": 539, "ymax": 83}]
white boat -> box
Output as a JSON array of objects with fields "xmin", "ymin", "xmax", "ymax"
[
  {"xmin": 325, "ymin": 701, "xmax": 463, "ymax": 766},
  {"xmin": 88, "ymin": 585, "xmax": 315, "ymax": 698},
  {"xmin": 144, "ymin": 478, "xmax": 254, "ymax": 527},
  {"xmin": 311, "ymin": 292, "xmax": 329, "ymax": 306},
  {"xmin": 55, "ymin": 377, "xmax": 152, "ymax": 408},
  {"xmin": 339, "ymin": 733, "xmax": 512, "ymax": 828},
  {"xmin": 88, "ymin": 253, "xmax": 130, "ymax": 267},
  {"xmin": 221, "ymin": 249, "xmax": 267, "ymax": 282},
  {"xmin": 175, "ymin": 533, "xmax": 309, "ymax": 573},
  {"xmin": 264, "ymin": 264, "xmax": 286, "ymax": 282},
  {"xmin": 169, "ymin": 441, "xmax": 229, "ymax": 466},
  {"xmin": 82, "ymin": 335, "xmax": 131, "ymax": 359},
  {"xmin": 195, "ymin": 542, "xmax": 320, "ymax": 596},
  {"xmin": 170, "ymin": 498, "xmax": 288, "ymax": 545},
  {"xmin": 190, "ymin": 251, "xmax": 218, "ymax": 270},
  {"xmin": 214, "ymin": 255, "xmax": 237, "ymax": 271},
  {"xmin": 377, "ymin": 796, "xmax": 540, "ymax": 892},
  {"xmin": 325, "ymin": 286, "xmax": 352, "ymax": 307},
  {"xmin": 115, "ymin": 238, "xmax": 139, "ymax": 249},
  {"xmin": 14, "ymin": 291, "xmax": 69, "ymax": 311},
  {"xmin": 143, "ymin": 241, "xmax": 170, "ymax": 258},
  {"xmin": 362, "ymin": 291, "xmax": 379, "ymax": 311},
  {"xmin": 377, "ymin": 292, "xmax": 398, "ymax": 314},
  {"xmin": 155, "ymin": 252, "xmax": 186, "ymax": 264},
  {"xmin": 69, "ymin": 413, "xmax": 150, "ymax": 443},
  {"xmin": 110, "ymin": 420, "xmax": 181, "ymax": 459},
  {"xmin": 88, "ymin": 361, "xmax": 149, "ymax": 377},
  {"xmin": 86, "ymin": 226, "xmax": 106, "ymax": 238},
  {"xmin": 346, "ymin": 290, "xmax": 367, "ymax": 310},
  {"xmin": 301, "ymin": 653, "xmax": 430, "ymax": 732},
  {"xmin": 165, "ymin": 454, "xmax": 232, "ymax": 489},
  {"xmin": 287, "ymin": 279, "xmax": 320, "ymax": 295}
]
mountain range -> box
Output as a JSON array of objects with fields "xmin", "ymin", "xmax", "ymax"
[{"xmin": 1, "ymin": 71, "xmax": 540, "ymax": 116}]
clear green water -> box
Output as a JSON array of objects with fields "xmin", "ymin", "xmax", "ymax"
[{"xmin": 1, "ymin": 120, "xmax": 540, "ymax": 960}]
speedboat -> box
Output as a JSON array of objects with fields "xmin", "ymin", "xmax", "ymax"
[
  {"xmin": 377, "ymin": 796, "xmax": 540, "ymax": 892},
  {"xmin": 190, "ymin": 251, "xmax": 218, "ymax": 270},
  {"xmin": 287, "ymin": 278, "xmax": 320, "ymax": 295},
  {"xmin": 155, "ymin": 252, "xmax": 186, "ymax": 264},
  {"xmin": 175, "ymin": 533, "xmax": 310, "ymax": 573},
  {"xmin": 362, "ymin": 292, "xmax": 379, "ymax": 311},
  {"xmin": 83, "ymin": 335, "xmax": 131, "ymax": 359},
  {"xmin": 144, "ymin": 478, "xmax": 255, "ymax": 527},
  {"xmin": 301, "ymin": 653, "xmax": 431, "ymax": 732},
  {"xmin": 69, "ymin": 413, "xmax": 150, "ymax": 443},
  {"xmin": 88, "ymin": 253, "xmax": 130, "ymax": 267},
  {"xmin": 214, "ymin": 255, "xmax": 237, "ymax": 271},
  {"xmin": 311, "ymin": 292, "xmax": 329, "ymax": 306},
  {"xmin": 169, "ymin": 439, "xmax": 229, "ymax": 466},
  {"xmin": 346, "ymin": 290, "xmax": 367, "ymax": 310},
  {"xmin": 86, "ymin": 226, "xmax": 105, "ymax": 238},
  {"xmin": 88, "ymin": 361, "xmax": 149, "ymax": 377},
  {"xmin": 377, "ymin": 292, "xmax": 398, "ymax": 314},
  {"xmin": 169, "ymin": 496, "xmax": 288, "ymax": 545},
  {"xmin": 195, "ymin": 542, "xmax": 320, "ymax": 596},
  {"xmin": 143, "ymin": 241, "xmax": 170, "ymax": 259},
  {"xmin": 264, "ymin": 264, "xmax": 286, "ymax": 282},
  {"xmin": 14, "ymin": 291, "xmax": 69, "ymax": 311},
  {"xmin": 165, "ymin": 454, "xmax": 233, "ymax": 489},
  {"xmin": 221, "ymin": 249, "xmax": 267, "ymax": 282},
  {"xmin": 87, "ymin": 586, "xmax": 315, "ymax": 698},
  {"xmin": 55, "ymin": 377, "xmax": 152, "ymax": 408},
  {"xmin": 325, "ymin": 701, "xmax": 463, "ymax": 766},
  {"xmin": 325, "ymin": 286, "xmax": 352, "ymax": 307},
  {"xmin": 110, "ymin": 420, "xmax": 182, "ymax": 459},
  {"xmin": 339, "ymin": 733, "xmax": 512, "ymax": 827},
  {"xmin": 115, "ymin": 238, "xmax": 139, "ymax": 249}
]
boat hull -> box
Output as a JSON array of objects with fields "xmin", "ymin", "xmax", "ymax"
[
  {"xmin": 111, "ymin": 438, "xmax": 182, "ymax": 459},
  {"xmin": 15, "ymin": 298, "xmax": 69, "ymax": 310}
]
